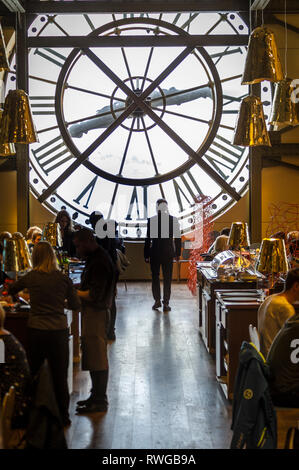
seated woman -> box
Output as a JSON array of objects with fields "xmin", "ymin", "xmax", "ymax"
[
  {"xmin": 0, "ymin": 305, "xmax": 31, "ymax": 428},
  {"xmin": 28, "ymin": 230, "xmax": 42, "ymax": 253},
  {"xmin": 258, "ymin": 268, "xmax": 299, "ymax": 357},
  {"xmin": 26, "ymin": 226, "xmax": 42, "ymax": 246},
  {"xmin": 267, "ymin": 309, "xmax": 299, "ymax": 407},
  {"xmin": 210, "ymin": 228, "xmax": 230, "ymax": 255}
]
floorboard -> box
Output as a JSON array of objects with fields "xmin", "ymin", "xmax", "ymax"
[{"xmin": 66, "ymin": 281, "xmax": 232, "ymax": 449}]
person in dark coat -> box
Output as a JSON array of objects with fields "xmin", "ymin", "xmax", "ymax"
[
  {"xmin": 55, "ymin": 210, "xmax": 76, "ymax": 257},
  {"xmin": 267, "ymin": 310, "xmax": 299, "ymax": 407},
  {"xmin": 73, "ymin": 229, "xmax": 116, "ymax": 413},
  {"xmin": 89, "ymin": 211, "xmax": 118, "ymax": 340},
  {"xmin": 144, "ymin": 199, "xmax": 181, "ymax": 312}
]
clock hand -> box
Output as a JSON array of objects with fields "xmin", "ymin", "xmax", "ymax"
[
  {"xmin": 149, "ymin": 85, "xmax": 212, "ymax": 106},
  {"xmin": 68, "ymin": 86, "xmax": 211, "ymax": 138},
  {"xmin": 69, "ymin": 101, "xmax": 125, "ymax": 137}
]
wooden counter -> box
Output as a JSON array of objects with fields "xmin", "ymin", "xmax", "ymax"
[
  {"xmin": 215, "ymin": 290, "xmax": 263, "ymax": 400},
  {"xmin": 197, "ymin": 264, "xmax": 261, "ymax": 353}
]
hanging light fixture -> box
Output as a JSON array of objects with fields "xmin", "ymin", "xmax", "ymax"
[
  {"xmin": 233, "ymin": 95, "xmax": 271, "ymax": 147},
  {"xmin": 0, "ymin": 22, "xmax": 10, "ymax": 71},
  {"xmin": 269, "ymin": 78, "xmax": 299, "ymax": 130},
  {"xmin": 269, "ymin": 0, "xmax": 299, "ymax": 130},
  {"xmin": 0, "ymin": 108, "xmax": 15, "ymax": 156},
  {"xmin": 241, "ymin": 26, "xmax": 284, "ymax": 85},
  {"xmin": 0, "ymin": 89, "xmax": 39, "ymax": 144}
]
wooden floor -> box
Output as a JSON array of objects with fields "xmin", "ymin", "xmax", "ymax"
[{"xmin": 66, "ymin": 282, "xmax": 232, "ymax": 449}]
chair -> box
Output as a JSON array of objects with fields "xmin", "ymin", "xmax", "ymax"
[
  {"xmin": 249, "ymin": 324, "xmax": 260, "ymax": 351},
  {"xmin": 276, "ymin": 408, "xmax": 299, "ymax": 449},
  {"xmin": 248, "ymin": 325, "xmax": 299, "ymax": 449},
  {"xmin": 0, "ymin": 386, "xmax": 15, "ymax": 449}
]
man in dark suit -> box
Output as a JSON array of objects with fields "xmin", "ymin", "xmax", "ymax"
[{"xmin": 144, "ymin": 199, "xmax": 181, "ymax": 312}]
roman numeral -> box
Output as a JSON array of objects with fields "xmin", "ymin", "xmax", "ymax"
[
  {"xmin": 122, "ymin": 13, "xmax": 149, "ymax": 19},
  {"xmin": 173, "ymin": 171, "xmax": 203, "ymax": 213},
  {"xmin": 33, "ymin": 47, "xmax": 67, "ymax": 68},
  {"xmin": 73, "ymin": 176, "xmax": 98, "ymax": 209},
  {"xmin": 30, "ymin": 96, "xmax": 55, "ymax": 116},
  {"xmin": 126, "ymin": 186, "xmax": 148, "ymax": 221},
  {"xmin": 31, "ymin": 136, "xmax": 74, "ymax": 176},
  {"xmin": 83, "ymin": 14, "xmax": 95, "ymax": 31},
  {"xmin": 204, "ymin": 135, "xmax": 245, "ymax": 179}
]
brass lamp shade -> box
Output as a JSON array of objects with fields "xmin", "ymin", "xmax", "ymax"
[
  {"xmin": 233, "ymin": 95, "xmax": 271, "ymax": 147},
  {"xmin": 228, "ymin": 222, "xmax": 250, "ymax": 250},
  {"xmin": 256, "ymin": 238, "xmax": 288, "ymax": 274},
  {"xmin": 0, "ymin": 142, "xmax": 16, "ymax": 157},
  {"xmin": 2, "ymin": 238, "xmax": 18, "ymax": 272},
  {"xmin": 42, "ymin": 223, "xmax": 63, "ymax": 248},
  {"xmin": 0, "ymin": 108, "xmax": 15, "ymax": 156},
  {"xmin": 269, "ymin": 78, "xmax": 299, "ymax": 130},
  {"xmin": 242, "ymin": 26, "xmax": 283, "ymax": 85},
  {"xmin": 12, "ymin": 235, "xmax": 32, "ymax": 271},
  {"xmin": 0, "ymin": 90, "xmax": 39, "ymax": 144},
  {"xmin": 0, "ymin": 23, "xmax": 10, "ymax": 71}
]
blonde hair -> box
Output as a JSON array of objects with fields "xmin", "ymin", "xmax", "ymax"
[
  {"xmin": 32, "ymin": 241, "xmax": 59, "ymax": 273},
  {"xmin": 0, "ymin": 305, "xmax": 5, "ymax": 329},
  {"xmin": 26, "ymin": 226, "xmax": 42, "ymax": 241},
  {"xmin": 213, "ymin": 235, "xmax": 229, "ymax": 254}
]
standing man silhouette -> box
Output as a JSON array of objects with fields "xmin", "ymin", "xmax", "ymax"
[{"xmin": 144, "ymin": 199, "xmax": 181, "ymax": 312}]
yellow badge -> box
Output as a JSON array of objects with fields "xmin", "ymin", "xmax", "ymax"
[{"xmin": 243, "ymin": 389, "xmax": 253, "ymax": 400}]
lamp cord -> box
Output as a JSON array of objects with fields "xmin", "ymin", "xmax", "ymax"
[{"xmin": 284, "ymin": 0, "xmax": 288, "ymax": 78}]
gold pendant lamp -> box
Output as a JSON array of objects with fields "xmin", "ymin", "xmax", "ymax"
[
  {"xmin": 233, "ymin": 95, "xmax": 271, "ymax": 147},
  {"xmin": 241, "ymin": 26, "xmax": 283, "ymax": 85},
  {"xmin": 269, "ymin": 1, "xmax": 299, "ymax": 130},
  {"xmin": 0, "ymin": 109, "xmax": 16, "ymax": 156},
  {"xmin": 0, "ymin": 89, "xmax": 39, "ymax": 144},
  {"xmin": 269, "ymin": 78, "xmax": 299, "ymax": 130}
]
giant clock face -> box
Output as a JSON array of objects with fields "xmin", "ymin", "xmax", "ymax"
[{"xmin": 9, "ymin": 12, "xmax": 249, "ymax": 238}]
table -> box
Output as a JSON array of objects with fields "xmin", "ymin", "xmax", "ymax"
[
  {"xmin": 215, "ymin": 290, "xmax": 263, "ymax": 399},
  {"xmin": 197, "ymin": 263, "xmax": 262, "ymax": 353}
]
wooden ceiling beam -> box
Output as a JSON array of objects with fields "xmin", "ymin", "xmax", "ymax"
[
  {"xmin": 25, "ymin": 1, "xmax": 252, "ymax": 15},
  {"xmin": 24, "ymin": 0, "xmax": 299, "ymax": 15},
  {"xmin": 27, "ymin": 34, "xmax": 249, "ymax": 48}
]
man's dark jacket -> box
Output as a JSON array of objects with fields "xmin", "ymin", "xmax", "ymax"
[
  {"xmin": 144, "ymin": 212, "xmax": 181, "ymax": 260},
  {"xmin": 231, "ymin": 341, "xmax": 277, "ymax": 449}
]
